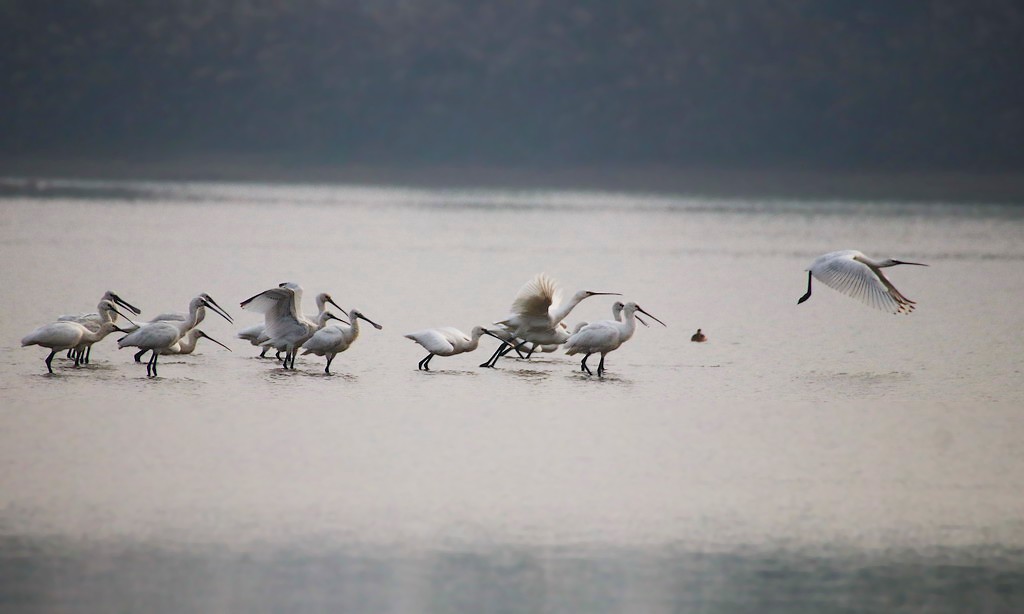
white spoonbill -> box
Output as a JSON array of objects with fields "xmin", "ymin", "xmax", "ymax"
[
  {"xmin": 135, "ymin": 292, "xmax": 229, "ymax": 326},
  {"xmin": 405, "ymin": 326, "xmax": 512, "ymax": 371},
  {"xmin": 59, "ymin": 291, "xmax": 142, "ymax": 363},
  {"xmin": 160, "ymin": 329, "xmax": 232, "ymax": 356},
  {"xmin": 238, "ymin": 290, "xmax": 345, "ymax": 358},
  {"xmin": 240, "ymin": 282, "xmax": 324, "ymax": 369},
  {"xmin": 126, "ymin": 292, "xmax": 233, "ymax": 362},
  {"xmin": 481, "ymin": 273, "xmax": 620, "ymax": 368},
  {"xmin": 300, "ymin": 309, "xmax": 382, "ymax": 374},
  {"xmin": 58, "ymin": 290, "xmax": 142, "ymax": 327},
  {"xmin": 563, "ymin": 302, "xmax": 666, "ymax": 377},
  {"xmin": 118, "ymin": 295, "xmax": 233, "ymax": 377},
  {"xmin": 798, "ymin": 250, "xmax": 927, "ymax": 314},
  {"xmin": 22, "ymin": 301, "xmax": 133, "ymax": 373}
]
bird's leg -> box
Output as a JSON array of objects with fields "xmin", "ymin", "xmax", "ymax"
[
  {"xmin": 45, "ymin": 350, "xmax": 57, "ymax": 374},
  {"xmin": 146, "ymin": 351, "xmax": 155, "ymax": 377},
  {"xmin": 523, "ymin": 344, "xmax": 537, "ymax": 359},
  {"xmin": 134, "ymin": 348, "xmax": 146, "ymax": 363},
  {"xmin": 73, "ymin": 349, "xmax": 81, "ymax": 367},
  {"xmin": 597, "ymin": 354, "xmax": 606, "ymax": 378},
  {"xmin": 259, "ymin": 346, "xmax": 268, "ymax": 358},
  {"xmin": 417, "ymin": 354, "xmax": 430, "ymax": 370},
  {"xmin": 275, "ymin": 350, "xmax": 282, "ymax": 361},
  {"xmin": 84, "ymin": 345, "xmax": 91, "ymax": 364},
  {"xmin": 151, "ymin": 351, "xmax": 159, "ymax": 377},
  {"xmin": 325, "ymin": 355, "xmax": 333, "ymax": 375},
  {"xmin": 480, "ymin": 344, "xmax": 504, "ymax": 368},
  {"xmin": 580, "ymin": 353, "xmax": 592, "ymax": 375},
  {"xmin": 797, "ymin": 271, "xmax": 813, "ymax": 304}
]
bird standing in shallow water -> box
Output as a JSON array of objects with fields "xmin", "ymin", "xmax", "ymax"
[
  {"xmin": 118, "ymin": 295, "xmax": 233, "ymax": 377},
  {"xmin": 405, "ymin": 326, "xmax": 511, "ymax": 371},
  {"xmin": 58, "ymin": 291, "xmax": 142, "ymax": 363},
  {"xmin": 482, "ymin": 273, "xmax": 620, "ymax": 368},
  {"xmin": 563, "ymin": 302, "xmax": 666, "ymax": 377},
  {"xmin": 798, "ymin": 250, "xmax": 927, "ymax": 314},
  {"xmin": 300, "ymin": 309, "xmax": 381, "ymax": 374},
  {"xmin": 23, "ymin": 300, "xmax": 133, "ymax": 373}
]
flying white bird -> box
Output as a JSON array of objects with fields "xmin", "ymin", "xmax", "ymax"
[
  {"xmin": 405, "ymin": 325, "xmax": 511, "ymax": 371},
  {"xmin": 23, "ymin": 300, "xmax": 133, "ymax": 373},
  {"xmin": 159, "ymin": 329, "xmax": 232, "ymax": 356},
  {"xmin": 563, "ymin": 302, "xmax": 666, "ymax": 377},
  {"xmin": 481, "ymin": 273, "xmax": 620, "ymax": 368},
  {"xmin": 58, "ymin": 291, "xmax": 142, "ymax": 363},
  {"xmin": 118, "ymin": 295, "xmax": 233, "ymax": 377},
  {"xmin": 300, "ymin": 309, "xmax": 382, "ymax": 374},
  {"xmin": 798, "ymin": 250, "xmax": 927, "ymax": 314}
]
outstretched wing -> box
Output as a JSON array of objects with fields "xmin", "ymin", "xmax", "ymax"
[
  {"xmin": 241, "ymin": 287, "xmax": 301, "ymax": 337},
  {"xmin": 500, "ymin": 273, "xmax": 565, "ymax": 334},
  {"xmin": 813, "ymin": 256, "xmax": 914, "ymax": 314}
]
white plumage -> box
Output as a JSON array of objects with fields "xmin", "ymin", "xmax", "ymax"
[
  {"xmin": 300, "ymin": 309, "xmax": 382, "ymax": 374},
  {"xmin": 118, "ymin": 295, "xmax": 233, "ymax": 377},
  {"xmin": 405, "ymin": 325, "xmax": 509, "ymax": 370},
  {"xmin": 482, "ymin": 273, "xmax": 620, "ymax": 368},
  {"xmin": 798, "ymin": 250, "xmax": 927, "ymax": 314},
  {"xmin": 563, "ymin": 302, "xmax": 666, "ymax": 377},
  {"xmin": 22, "ymin": 300, "xmax": 132, "ymax": 373}
]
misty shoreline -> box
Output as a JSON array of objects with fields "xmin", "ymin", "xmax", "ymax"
[{"xmin": 3, "ymin": 155, "xmax": 1024, "ymax": 204}]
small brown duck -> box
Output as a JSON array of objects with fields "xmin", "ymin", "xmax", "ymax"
[{"xmin": 690, "ymin": 328, "xmax": 707, "ymax": 343}]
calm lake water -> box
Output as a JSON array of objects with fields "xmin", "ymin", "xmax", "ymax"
[{"xmin": 1, "ymin": 177, "xmax": 1023, "ymax": 612}]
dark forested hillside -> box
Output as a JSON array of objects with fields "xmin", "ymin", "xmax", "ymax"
[{"xmin": 2, "ymin": 0, "xmax": 1022, "ymax": 172}]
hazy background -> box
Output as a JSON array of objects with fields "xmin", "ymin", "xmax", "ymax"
[{"xmin": 2, "ymin": 0, "xmax": 1023, "ymax": 195}]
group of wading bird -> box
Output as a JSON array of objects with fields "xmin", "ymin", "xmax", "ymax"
[{"xmin": 20, "ymin": 250, "xmax": 926, "ymax": 377}]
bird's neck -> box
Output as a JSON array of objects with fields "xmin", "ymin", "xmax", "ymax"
[{"xmin": 549, "ymin": 295, "xmax": 585, "ymax": 325}]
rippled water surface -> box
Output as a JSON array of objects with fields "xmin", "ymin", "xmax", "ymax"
[{"xmin": 2, "ymin": 178, "xmax": 1023, "ymax": 612}]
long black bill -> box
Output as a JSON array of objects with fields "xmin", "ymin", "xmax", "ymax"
[
  {"xmin": 893, "ymin": 260, "xmax": 928, "ymax": 266},
  {"xmin": 636, "ymin": 306, "xmax": 667, "ymax": 326},
  {"xmin": 107, "ymin": 303, "xmax": 137, "ymax": 327},
  {"xmin": 111, "ymin": 293, "xmax": 142, "ymax": 315},
  {"xmin": 325, "ymin": 312, "xmax": 351, "ymax": 326},
  {"xmin": 482, "ymin": 329, "xmax": 518, "ymax": 349},
  {"xmin": 357, "ymin": 314, "xmax": 383, "ymax": 330},
  {"xmin": 202, "ymin": 295, "xmax": 234, "ymax": 324},
  {"xmin": 325, "ymin": 297, "xmax": 350, "ymax": 318},
  {"xmin": 197, "ymin": 331, "xmax": 232, "ymax": 352}
]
